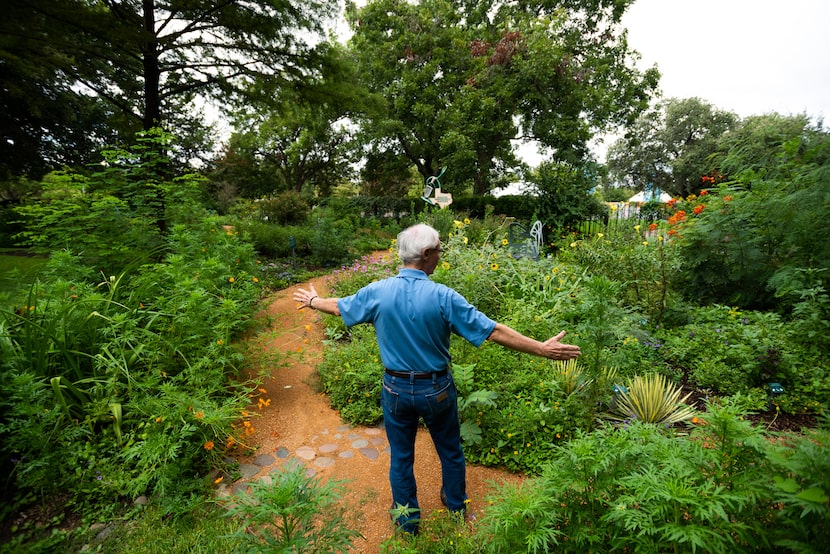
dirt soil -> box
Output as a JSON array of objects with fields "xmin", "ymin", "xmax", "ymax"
[{"xmin": 230, "ymin": 252, "xmax": 522, "ymax": 552}]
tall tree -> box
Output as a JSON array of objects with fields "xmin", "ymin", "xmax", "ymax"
[
  {"xmin": 346, "ymin": 0, "xmax": 659, "ymax": 195},
  {"xmin": 606, "ymin": 97, "xmax": 738, "ymax": 197},
  {"xmin": 3, "ymin": 0, "xmax": 340, "ymax": 164}
]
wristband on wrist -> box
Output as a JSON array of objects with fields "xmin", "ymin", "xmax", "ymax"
[{"xmin": 308, "ymin": 295, "xmax": 318, "ymax": 309}]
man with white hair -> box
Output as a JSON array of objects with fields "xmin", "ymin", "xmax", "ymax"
[{"xmin": 294, "ymin": 223, "xmax": 580, "ymax": 534}]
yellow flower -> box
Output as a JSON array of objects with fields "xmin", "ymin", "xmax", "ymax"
[
  {"xmin": 214, "ymin": 475, "xmax": 223, "ymax": 484},
  {"xmin": 463, "ymin": 236, "xmax": 468, "ymax": 244},
  {"xmin": 217, "ymin": 339, "xmax": 224, "ymax": 345},
  {"xmin": 464, "ymin": 218, "xmax": 470, "ymax": 225},
  {"xmin": 642, "ymin": 241, "xmax": 648, "ymax": 246},
  {"xmin": 229, "ymin": 277, "xmax": 235, "ymax": 283},
  {"xmin": 491, "ymin": 263, "xmax": 499, "ymax": 270},
  {"xmin": 501, "ymin": 238, "xmax": 509, "ymax": 246},
  {"xmin": 442, "ymin": 262, "xmax": 450, "ymax": 270},
  {"xmin": 305, "ymin": 324, "xmax": 311, "ymax": 332},
  {"xmin": 252, "ymin": 277, "xmax": 259, "ymax": 282},
  {"xmin": 570, "ymin": 242, "xmax": 577, "ymax": 248},
  {"xmin": 597, "ymin": 233, "xmax": 604, "ymax": 238},
  {"xmin": 634, "ymin": 225, "xmax": 641, "ymax": 232}
]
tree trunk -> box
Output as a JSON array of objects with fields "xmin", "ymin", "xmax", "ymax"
[{"xmin": 141, "ymin": 0, "xmax": 161, "ymax": 130}]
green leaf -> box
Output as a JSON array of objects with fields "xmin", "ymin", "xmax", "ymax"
[
  {"xmin": 774, "ymin": 476, "xmax": 801, "ymax": 494},
  {"xmin": 796, "ymin": 487, "xmax": 829, "ymax": 504}
]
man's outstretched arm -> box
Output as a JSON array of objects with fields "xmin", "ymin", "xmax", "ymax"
[{"xmin": 487, "ymin": 324, "xmax": 581, "ymax": 360}]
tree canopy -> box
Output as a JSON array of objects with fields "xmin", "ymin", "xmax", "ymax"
[
  {"xmin": 2, "ymin": 0, "xmax": 341, "ymax": 174},
  {"xmin": 345, "ymin": 0, "xmax": 659, "ymax": 196},
  {"xmin": 606, "ymin": 97, "xmax": 738, "ymax": 197}
]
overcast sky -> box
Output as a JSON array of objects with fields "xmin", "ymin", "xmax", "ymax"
[{"xmin": 622, "ymin": 0, "xmax": 829, "ymax": 123}]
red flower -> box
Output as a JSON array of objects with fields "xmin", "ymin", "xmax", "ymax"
[{"xmin": 700, "ymin": 190, "xmax": 709, "ymax": 196}]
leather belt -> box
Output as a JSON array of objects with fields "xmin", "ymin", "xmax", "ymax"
[{"xmin": 385, "ymin": 369, "xmax": 448, "ymax": 379}]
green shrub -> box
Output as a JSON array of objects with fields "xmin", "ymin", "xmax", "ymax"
[{"xmin": 259, "ymin": 191, "xmax": 310, "ymax": 225}]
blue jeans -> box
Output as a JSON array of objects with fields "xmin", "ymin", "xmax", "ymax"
[{"xmin": 381, "ymin": 371, "xmax": 466, "ymax": 533}]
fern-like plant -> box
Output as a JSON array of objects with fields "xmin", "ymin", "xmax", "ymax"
[{"xmin": 610, "ymin": 372, "xmax": 697, "ymax": 425}]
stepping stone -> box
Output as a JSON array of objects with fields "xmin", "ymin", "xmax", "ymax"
[
  {"xmin": 348, "ymin": 433, "xmax": 361, "ymax": 440},
  {"xmin": 279, "ymin": 458, "xmax": 304, "ymax": 471},
  {"xmin": 351, "ymin": 439, "xmax": 369, "ymax": 449},
  {"xmin": 338, "ymin": 451, "xmax": 355, "ymax": 459},
  {"xmin": 232, "ymin": 483, "xmax": 251, "ymax": 495},
  {"xmin": 370, "ymin": 437, "xmax": 386, "ymax": 446},
  {"xmin": 305, "ymin": 468, "xmax": 317, "ymax": 478},
  {"xmin": 275, "ymin": 447, "xmax": 290, "ymax": 458},
  {"xmin": 313, "ymin": 457, "xmax": 335, "ymax": 468},
  {"xmin": 239, "ymin": 463, "xmax": 260, "ymax": 479},
  {"xmin": 359, "ymin": 448, "xmax": 379, "ymax": 460},
  {"xmin": 334, "ymin": 434, "xmax": 343, "ymax": 439},
  {"xmin": 365, "ymin": 428, "xmax": 383, "ymax": 435},
  {"xmin": 319, "ymin": 443, "xmax": 339, "ymax": 454},
  {"xmin": 258, "ymin": 475, "xmax": 273, "ymax": 486},
  {"xmin": 253, "ymin": 453, "xmax": 276, "ymax": 466},
  {"xmin": 337, "ymin": 424, "xmax": 352, "ymax": 432},
  {"xmin": 296, "ymin": 446, "xmax": 316, "ymax": 460}
]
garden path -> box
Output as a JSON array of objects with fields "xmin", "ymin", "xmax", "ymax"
[{"xmin": 220, "ymin": 251, "xmax": 522, "ymax": 552}]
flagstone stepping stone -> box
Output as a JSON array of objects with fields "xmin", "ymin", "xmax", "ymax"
[
  {"xmin": 318, "ymin": 443, "xmax": 339, "ymax": 454},
  {"xmin": 232, "ymin": 482, "xmax": 251, "ymax": 495},
  {"xmin": 348, "ymin": 433, "xmax": 361, "ymax": 440},
  {"xmin": 370, "ymin": 437, "xmax": 385, "ymax": 446},
  {"xmin": 365, "ymin": 428, "xmax": 383, "ymax": 435},
  {"xmin": 338, "ymin": 451, "xmax": 355, "ymax": 459},
  {"xmin": 305, "ymin": 468, "xmax": 316, "ymax": 478},
  {"xmin": 359, "ymin": 448, "xmax": 379, "ymax": 460},
  {"xmin": 275, "ymin": 446, "xmax": 290, "ymax": 458},
  {"xmin": 337, "ymin": 424, "xmax": 352, "ymax": 432},
  {"xmin": 351, "ymin": 438, "xmax": 369, "ymax": 449},
  {"xmin": 279, "ymin": 458, "xmax": 304, "ymax": 471},
  {"xmin": 259, "ymin": 475, "xmax": 272, "ymax": 486},
  {"xmin": 239, "ymin": 463, "xmax": 260, "ymax": 479},
  {"xmin": 253, "ymin": 453, "xmax": 276, "ymax": 466},
  {"xmin": 313, "ymin": 457, "xmax": 335, "ymax": 468},
  {"xmin": 295, "ymin": 446, "xmax": 316, "ymax": 460}
]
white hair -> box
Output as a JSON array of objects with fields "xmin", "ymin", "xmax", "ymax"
[{"xmin": 397, "ymin": 224, "xmax": 440, "ymax": 264}]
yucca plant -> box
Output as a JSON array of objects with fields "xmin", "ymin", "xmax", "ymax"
[
  {"xmin": 610, "ymin": 372, "xmax": 697, "ymax": 425},
  {"xmin": 552, "ymin": 358, "xmax": 592, "ymax": 396}
]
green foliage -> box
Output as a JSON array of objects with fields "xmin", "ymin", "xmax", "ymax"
[
  {"xmin": 477, "ymin": 408, "xmax": 774, "ymax": 553},
  {"xmin": 527, "ymin": 160, "xmax": 609, "ymax": 231},
  {"xmin": 259, "ymin": 192, "xmax": 310, "ymax": 225},
  {"xmin": 607, "ymin": 97, "xmax": 738, "ymax": 197},
  {"xmin": 13, "ymin": 129, "xmax": 207, "ymax": 273},
  {"xmin": 453, "ymin": 363, "xmax": 498, "ymax": 445},
  {"xmin": 561, "ymin": 220, "xmax": 683, "ymax": 325},
  {"xmin": 767, "ymin": 426, "xmax": 830, "ymax": 552},
  {"xmin": 223, "ymin": 464, "xmax": 361, "ymax": 553},
  {"xmin": 661, "ymin": 305, "xmax": 792, "ymax": 393},
  {"xmin": 317, "ymin": 326, "xmax": 384, "ymax": 424},
  {"xmin": 0, "ymin": 215, "xmax": 263, "ymax": 515}
]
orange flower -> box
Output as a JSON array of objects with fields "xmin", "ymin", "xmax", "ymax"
[
  {"xmin": 693, "ymin": 204, "xmax": 705, "ymax": 215},
  {"xmin": 700, "ymin": 189, "xmax": 709, "ymax": 196},
  {"xmin": 668, "ymin": 229, "xmax": 678, "ymax": 237},
  {"xmin": 648, "ymin": 223, "xmax": 658, "ymax": 231},
  {"xmin": 229, "ymin": 277, "xmax": 235, "ymax": 283},
  {"xmin": 724, "ymin": 195, "xmax": 733, "ymax": 201},
  {"xmin": 195, "ymin": 411, "xmax": 204, "ymax": 419},
  {"xmin": 204, "ymin": 441, "xmax": 215, "ymax": 451}
]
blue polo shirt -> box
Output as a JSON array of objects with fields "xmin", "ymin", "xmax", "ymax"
[{"xmin": 337, "ymin": 268, "xmax": 497, "ymax": 372}]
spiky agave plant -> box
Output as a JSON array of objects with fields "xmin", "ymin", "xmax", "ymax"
[{"xmin": 610, "ymin": 372, "xmax": 697, "ymax": 425}]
